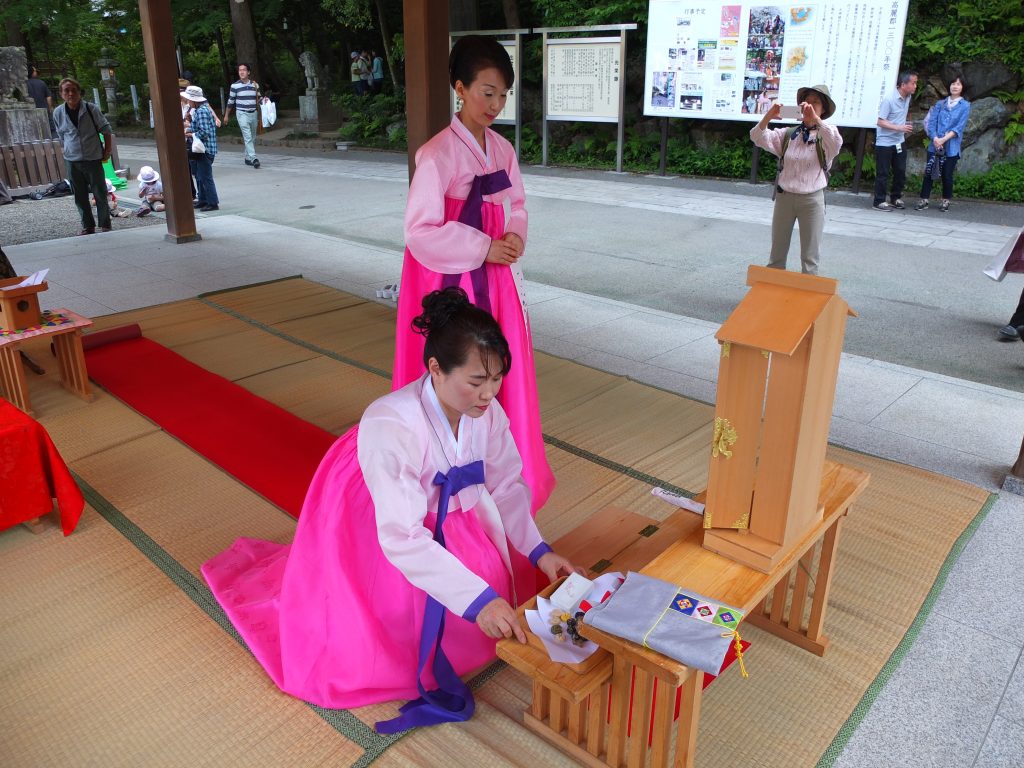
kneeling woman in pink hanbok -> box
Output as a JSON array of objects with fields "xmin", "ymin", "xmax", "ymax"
[
  {"xmin": 203, "ymin": 288, "xmax": 581, "ymax": 732},
  {"xmin": 394, "ymin": 35, "xmax": 555, "ymax": 516}
]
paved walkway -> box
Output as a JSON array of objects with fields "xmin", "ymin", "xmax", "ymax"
[{"xmin": 6, "ymin": 140, "xmax": 1024, "ymax": 767}]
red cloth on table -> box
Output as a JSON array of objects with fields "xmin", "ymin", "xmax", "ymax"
[{"xmin": 0, "ymin": 399, "xmax": 83, "ymax": 535}]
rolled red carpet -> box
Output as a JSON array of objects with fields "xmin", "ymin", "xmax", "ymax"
[{"xmin": 85, "ymin": 335, "xmax": 337, "ymax": 518}]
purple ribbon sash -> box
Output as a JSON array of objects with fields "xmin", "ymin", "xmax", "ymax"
[
  {"xmin": 375, "ymin": 459, "xmax": 486, "ymax": 734},
  {"xmin": 440, "ymin": 169, "xmax": 511, "ymax": 315}
]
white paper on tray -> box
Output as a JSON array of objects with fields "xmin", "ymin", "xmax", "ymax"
[
  {"xmin": 2, "ymin": 269, "xmax": 49, "ymax": 290},
  {"xmin": 526, "ymin": 572, "xmax": 626, "ymax": 664}
]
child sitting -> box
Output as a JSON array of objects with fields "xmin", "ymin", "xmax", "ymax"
[
  {"xmin": 91, "ymin": 179, "xmax": 130, "ymax": 218},
  {"xmin": 136, "ymin": 166, "xmax": 165, "ymax": 216}
]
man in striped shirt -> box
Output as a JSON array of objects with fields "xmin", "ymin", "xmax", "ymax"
[{"xmin": 224, "ymin": 63, "xmax": 261, "ymax": 169}]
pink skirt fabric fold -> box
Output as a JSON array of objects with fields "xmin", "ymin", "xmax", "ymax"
[
  {"xmin": 201, "ymin": 427, "xmax": 511, "ymax": 709},
  {"xmin": 393, "ymin": 196, "xmax": 555, "ymax": 515}
]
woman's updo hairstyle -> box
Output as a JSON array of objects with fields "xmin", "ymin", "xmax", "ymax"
[
  {"xmin": 413, "ymin": 287, "xmax": 512, "ymax": 376},
  {"xmin": 449, "ymin": 35, "xmax": 515, "ymax": 92}
]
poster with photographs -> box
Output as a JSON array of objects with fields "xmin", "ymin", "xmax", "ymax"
[
  {"xmin": 643, "ymin": 0, "xmax": 911, "ymax": 127},
  {"xmin": 546, "ymin": 39, "xmax": 623, "ymax": 121}
]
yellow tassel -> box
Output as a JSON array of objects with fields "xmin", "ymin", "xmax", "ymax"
[{"xmin": 732, "ymin": 630, "xmax": 749, "ymax": 678}]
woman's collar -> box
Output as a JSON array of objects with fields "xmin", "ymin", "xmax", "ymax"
[{"xmin": 450, "ymin": 114, "xmax": 490, "ymax": 168}]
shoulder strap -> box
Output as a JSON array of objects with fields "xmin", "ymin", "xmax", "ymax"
[{"xmin": 84, "ymin": 102, "xmax": 101, "ymax": 136}]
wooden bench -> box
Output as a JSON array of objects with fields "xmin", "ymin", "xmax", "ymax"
[
  {"xmin": 0, "ymin": 137, "xmax": 123, "ymax": 196},
  {"xmin": 0, "ymin": 140, "xmax": 67, "ymax": 196}
]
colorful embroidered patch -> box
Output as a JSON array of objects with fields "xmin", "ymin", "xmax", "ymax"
[
  {"xmin": 712, "ymin": 607, "xmax": 742, "ymax": 629},
  {"xmin": 670, "ymin": 593, "xmax": 698, "ymax": 615},
  {"xmin": 694, "ymin": 602, "xmax": 717, "ymax": 622}
]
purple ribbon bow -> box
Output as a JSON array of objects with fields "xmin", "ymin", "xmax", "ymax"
[
  {"xmin": 440, "ymin": 169, "xmax": 511, "ymax": 315},
  {"xmin": 375, "ymin": 459, "xmax": 486, "ymax": 734}
]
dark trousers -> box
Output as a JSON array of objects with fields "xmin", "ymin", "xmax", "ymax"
[
  {"xmin": 67, "ymin": 159, "xmax": 110, "ymax": 230},
  {"xmin": 873, "ymin": 145, "xmax": 907, "ymax": 205},
  {"xmin": 1009, "ymin": 287, "xmax": 1024, "ymax": 328},
  {"xmin": 191, "ymin": 153, "xmax": 219, "ymax": 206},
  {"xmin": 920, "ymin": 153, "xmax": 960, "ymax": 200}
]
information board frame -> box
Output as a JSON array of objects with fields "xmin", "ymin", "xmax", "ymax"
[
  {"xmin": 537, "ymin": 24, "xmax": 637, "ymax": 172},
  {"xmin": 450, "ymin": 29, "xmax": 528, "ymax": 158},
  {"xmin": 641, "ymin": 0, "xmax": 911, "ymax": 129}
]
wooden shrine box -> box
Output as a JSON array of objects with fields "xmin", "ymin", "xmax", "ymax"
[
  {"xmin": 0, "ymin": 277, "xmax": 47, "ymax": 332},
  {"xmin": 702, "ymin": 266, "xmax": 855, "ymax": 573}
]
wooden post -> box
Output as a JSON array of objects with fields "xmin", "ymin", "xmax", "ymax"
[
  {"xmin": 403, "ymin": 0, "xmax": 450, "ymax": 180},
  {"xmin": 138, "ymin": 0, "xmax": 201, "ymax": 244},
  {"xmin": 852, "ymin": 127, "xmax": 867, "ymax": 195}
]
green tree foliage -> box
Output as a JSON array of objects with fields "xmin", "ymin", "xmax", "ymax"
[{"xmin": 902, "ymin": 0, "xmax": 1024, "ymax": 77}]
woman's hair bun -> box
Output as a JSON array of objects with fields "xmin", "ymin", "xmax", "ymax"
[{"xmin": 412, "ymin": 286, "xmax": 471, "ymax": 338}]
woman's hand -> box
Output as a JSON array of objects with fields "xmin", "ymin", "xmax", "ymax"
[
  {"xmin": 485, "ymin": 238, "xmax": 520, "ymax": 266},
  {"xmin": 476, "ymin": 597, "xmax": 527, "ymax": 643},
  {"xmin": 765, "ymin": 101, "xmax": 782, "ymax": 122},
  {"xmin": 537, "ymin": 551, "xmax": 587, "ymax": 583},
  {"xmin": 501, "ymin": 232, "xmax": 524, "ymax": 258},
  {"xmin": 800, "ymin": 101, "xmax": 820, "ymax": 126}
]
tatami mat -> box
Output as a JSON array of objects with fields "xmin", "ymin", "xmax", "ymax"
[{"xmin": 1, "ymin": 277, "xmax": 995, "ymax": 768}]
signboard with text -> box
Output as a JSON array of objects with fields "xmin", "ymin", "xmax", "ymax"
[
  {"xmin": 643, "ymin": 0, "xmax": 910, "ymax": 127},
  {"xmin": 546, "ymin": 38, "xmax": 623, "ymax": 122}
]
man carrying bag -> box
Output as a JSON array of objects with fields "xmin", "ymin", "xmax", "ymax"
[{"xmin": 52, "ymin": 77, "xmax": 112, "ymax": 235}]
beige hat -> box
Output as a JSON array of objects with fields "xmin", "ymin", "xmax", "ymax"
[
  {"xmin": 796, "ymin": 84, "xmax": 836, "ymax": 120},
  {"xmin": 183, "ymin": 85, "xmax": 207, "ymax": 103}
]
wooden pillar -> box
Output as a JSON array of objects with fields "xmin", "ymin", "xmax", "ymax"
[
  {"xmin": 403, "ymin": 0, "xmax": 450, "ymax": 180},
  {"xmin": 138, "ymin": 0, "xmax": 201, "ymax": 244}
]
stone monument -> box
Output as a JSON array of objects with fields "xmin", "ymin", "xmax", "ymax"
[
  {"xmin": 0, "ymin": 46, "xmax": 51, "ymax": 145},
  {"xmin": 95, "ymin": 48, "xmax": 119, "ymax": 127},
  {"xmin": 297, "ymin": 50, "xmax": 321, "ymax": 133},
  {"xmin": 296, "ymin": 50, "xmax": 342, "ymax": 135}
]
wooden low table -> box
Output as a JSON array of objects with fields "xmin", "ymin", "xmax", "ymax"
[
  {"xmin": 499, "ymin": 459, "xmax": 869, "ymax": 768},
  {"xmin": 0, "ymin": 308, "xmax": 93, "ymax": 416}
]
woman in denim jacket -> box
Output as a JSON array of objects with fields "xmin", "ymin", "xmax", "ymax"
[{"xmin": 915, "ymin": 73, "xmax": 971, "ymax": 212}]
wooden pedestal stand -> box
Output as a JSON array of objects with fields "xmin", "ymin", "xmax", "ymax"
[{"xmin": 702, "ymin": 266, "xmax": 856, "ymax": 572}]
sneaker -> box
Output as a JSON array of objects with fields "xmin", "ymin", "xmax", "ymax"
[
  {"xmin": 872, "ymin": 202, "xmax": 894, "ymax": 211},
  {"xmin": 892, "ymin": 199, "xmax": 906, "ymax": 210},
  {"xmin": 914, "ymin": 200, "xmax": 929, "ymax": 211},
  {"xmin": 244, "ymin": 158, "xmax": 253, "ymax": 166},
  {"xmin": 940, "ymin": 200, "xmax": 950, "ymax": 212},
  {"xmin": 135, "ymin": 207, "xmax": 151, "ymax": 217},
  {"xmin": 199, "ymin": 204, "xmax": 219, "ymax": 212},
  {"xmin": 252, "ymin": 158, "xmax": 261, "ymax": 169},
  {"xmin": 998, "ymin": 325, "xmax": 1021, "ymax": 341}
]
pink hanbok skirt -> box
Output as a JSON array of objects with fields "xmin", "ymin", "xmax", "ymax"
[
  {"xmin": 393, "ymin": 196, "xmax": 555, "ymax": 515},
  {"xmin": 201, "ymin": 427, "xmax": 512, "ymax": 709}
]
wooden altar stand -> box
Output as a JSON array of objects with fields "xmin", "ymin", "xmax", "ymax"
[{"xmin": 497, "ymin": 460, "xmax": 868, "ymax": 768}]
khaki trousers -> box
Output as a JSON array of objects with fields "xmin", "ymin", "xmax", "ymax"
[{"xmin": 768, "ymin": 188, "xmax": 825, "ymax": 275}]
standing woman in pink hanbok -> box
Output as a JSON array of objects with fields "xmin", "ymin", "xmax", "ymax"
[
  {"xmin": 394, "ymin": 35, "xmax": 555, "ymax": 516},
  {"xmin": 203, "ymin": 288, "xmax": 582, "ymax": 731}
]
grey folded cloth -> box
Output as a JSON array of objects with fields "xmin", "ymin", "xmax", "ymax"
[{"xmin": 584, "ymin": 571, "xmax": 745, "ymax": 676}]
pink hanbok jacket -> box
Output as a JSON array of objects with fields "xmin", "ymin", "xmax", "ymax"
[{"xmin": 360, "ymin": 375, "xmax": 551, "ymax": 616}]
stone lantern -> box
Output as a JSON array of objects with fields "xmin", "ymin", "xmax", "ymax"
[{"xmin": 96, "ymin": 48, "xmax": 119, "ymax": 126}]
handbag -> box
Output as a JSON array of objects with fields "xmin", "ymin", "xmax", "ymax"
[
  {"xmin": 984, "ymin": 227, "xmax": 1024, "ymax": 282},
  {"xmin": 584, "ymin": 571, "xmax": 748, "ymax": 676},
  {"xmin": 190, "ymin": 135, "xmax": 206, "ymax": 154}
]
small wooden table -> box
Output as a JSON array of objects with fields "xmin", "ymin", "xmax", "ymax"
[
  {"xmin": 499, "ymin": 459, "xmax": 869, "ymax": 768},
  {"xmin": 0, "ymin": 308, "xmax": 93, "ymax": 416}
]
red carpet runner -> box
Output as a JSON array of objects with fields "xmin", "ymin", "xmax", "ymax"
[{"xmin": 85, "ymin": 335, "xmax": 337, "ymax": 518}]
